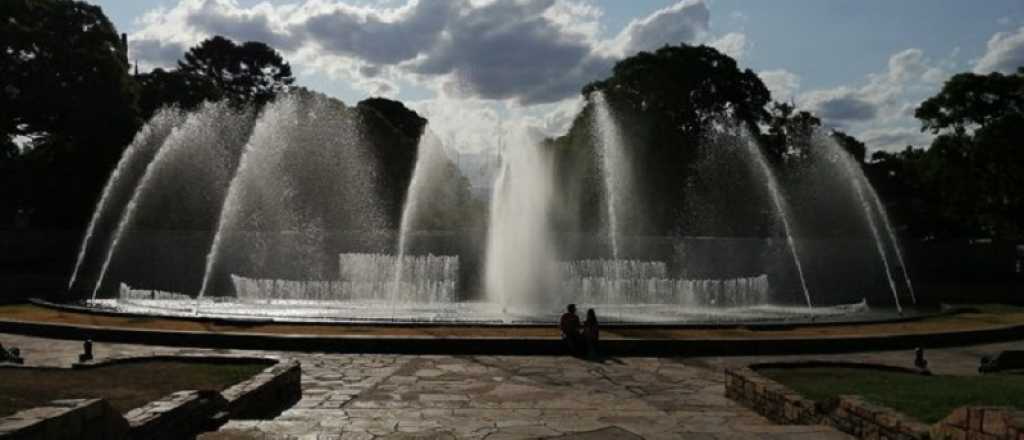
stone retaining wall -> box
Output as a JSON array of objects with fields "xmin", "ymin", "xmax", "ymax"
[
  {"xmin": 725, "ymin": 365, "xmax": 930, "ymax": 439},
  {"xmin": 0, "ymin": 399, "xmax": 129, "ymax": 440},
  {"xmin": 932, "ymin": 406, "xmax": 1024, "ymax": 440},
  {"xmin": 124, "ymin": 390, "xmax": 227, "ymax": 440},
  {"xmin": 222, "ymin": 359, "xmax": 301, "ymax": 419},
  {"xmin": 0, "ymin": 356, "xmax": 301, "ymax": 439}
]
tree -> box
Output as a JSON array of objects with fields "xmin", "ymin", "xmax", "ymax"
[
  {"xmin": 761, "ymin": 102, "xmax": 822, "ymax": 163},
  {"xmin": 908, "ymin": 67, "xmax": 1024, "ymax": 239},
  {"xmin": 177, "ymin": 36, "xmax": 294, "ymax": 108},
  {"xmin": 915, "ymin": 67, "xmax": 1024, "ymax": 135},
  {"xmin": 583, "ymin": 44, "xmax": 771, "ymax": 138},
  {"xmin": 137, "ymin": 68, "xmax": 220, "ymax": 119},
  {"xmin": 573, "ymin": 44, "xmax": 773, "ymax": 235},
  {"xmin": 0, "ymin": 0, "xmax": 140, "ymax": 227}
]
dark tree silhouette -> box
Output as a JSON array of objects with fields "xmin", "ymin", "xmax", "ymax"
[
  {"xmin": 137, "ymin": 68, "xmax": 220, "ymax": 119},
  {"xmin": 177, "ymin": 36, "xmax": 294, "ymax": 108},
  {"xmin": 563, "ymin": 44, "xmax": 774, "ymax": 235},
  {"xmin": 915, "ymin": 67, "xmax": 1024, "ymax": 135},
  {"xmin": 0, "ymin": 0, "xmax": 140, "ymax": 228}
]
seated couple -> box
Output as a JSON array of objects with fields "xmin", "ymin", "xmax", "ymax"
[{"xmin": 559, "ymin": 304, "xmax": 599, "ymax": 359}]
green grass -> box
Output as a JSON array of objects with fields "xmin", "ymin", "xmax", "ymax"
[
  {"xmin": 0, "ymin": 360, "xmax": 267, "ymax": 418},
  {"xmin": 758, "ymin": 367, "xmax": 1024, "ymax": 423}
]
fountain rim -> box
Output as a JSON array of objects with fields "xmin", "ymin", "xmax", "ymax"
[{"xmin": 31, "ymin": 297, "xmax": 943, "ymax": 330}]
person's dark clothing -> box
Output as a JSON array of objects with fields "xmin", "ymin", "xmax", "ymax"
[
  {"xmin": 560, "ymin": 312, "xmax": 581, "ymax": 338},
  {"xmin": 559, "ymin": 312, "xmax": 582, "ymax": 355},
  {"xmin": 583, "ymin": 318, "xmax": 599, "ymax": 359}
]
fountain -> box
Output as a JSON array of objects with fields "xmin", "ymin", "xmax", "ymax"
[
  {"xmin": 591, "ymin": 91, "xmax": 629, "ymax": 260},
  {"xmin": 736, "ymin": 127, "xmax": 813, "ymax": 308},
  {"xmin": 392, "ymin": 129, "xmax": 452, "ymax": 303},
  {"xmin": 69, "ymin": 108, "xmax": 184, "ymax": 291},
  {"xmin": 72, "ymin": 89, "xmax": 922, "ymax": 324},
  {"xmin": 92, "ymin": 102, "xmax": 253, "ymax": 299},
  {"xmin": 818, "ymin": 132, "xmax": 909, "ymax": 311}
]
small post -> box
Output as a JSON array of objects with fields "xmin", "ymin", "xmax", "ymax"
[{"xmin": 79, "ymin": 339, "xmax": 93, "ymax": 363}]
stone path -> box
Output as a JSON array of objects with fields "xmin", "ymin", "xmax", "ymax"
[
  {"xmin": 209, "ymin": 354, "xmax": 848, "ymax": 439},
  {"xmin": 0, "ymin": 332, "xmax": 856, "ymax": 439},
  {"xmin": 6, "ymin": 332, "xmax": 1021, "ymax": 439}
]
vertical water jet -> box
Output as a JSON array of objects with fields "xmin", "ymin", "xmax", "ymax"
[
  {"xmin": 738, "ymin": 128, "xmax": 813, "ymax": 308},
  {"xmin": 590, "ymin": 91, "xmax": 629, "ymax": 260},
  {"xmin": 93, "ymin": 102, "xmax": 252, "ymax": 299},
  {"xmin": 484, "ymin": 129, "xmax": 557, "ymax": 313},
  {"xmin": 865, "ymin": 183, "xmax": 917, "ymax": 304},
  {"xmin": 392, "ymin": 129, "xmax": 447, "ymax": 302},
  {"xmin": 69, "ymin": 109, "xmax": 184, "ymax": 291},
  {"xmin": 819, "ymin": 133, "xmax": 903, "ymax": 311}
]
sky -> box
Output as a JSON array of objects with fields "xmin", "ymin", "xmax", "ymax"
[{"xmin": 87, "ymin": 0, "xmax": 1024, "ymax": 155}]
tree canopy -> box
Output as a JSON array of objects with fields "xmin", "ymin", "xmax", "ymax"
[
  {"xmin": 178, "ymin": 36, "xmax": 294, "ymax": 107},
  {"xmin": 915, "ymin": 67, "xmax": 1024, "ymax": 135},
  {"xmin": 1, "ymin": 0, "xmax": 140, "ymax": 228}
]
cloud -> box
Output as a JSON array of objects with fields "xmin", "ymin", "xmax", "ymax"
[
  {"xmin": 796, "ymin": 49, "xmax": 946, "ymax": 127},
  {"xmin": 129, "ymin": 0, "xmax": 718, "ymax": 105},
  {"xmin": 801, "ymin": 89, "xmax": 878, "ymax": 123},
  {"xmin": 129, "ymin": 38, "xmax": 189, "ymax": 70},
  {"xmin": 709, "ymin": 32, "xmax": 748, "ymax": 60},
  {"xmin": 858, "ymin": 127, "xmax": 933, "ymax": 152},
  {"xmin": 607, "ymin": 0, "xmax": 710, "ymax": 55},
  {"xmin": 974, "ymin": 26, "xmax": 1024, "ymax": 74},
  {"xmin": 758, "ymin": 69, "xmax": 800, "ymax": 102}
]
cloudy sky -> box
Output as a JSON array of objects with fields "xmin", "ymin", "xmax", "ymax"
[{"xmin": 89, "ymin": 0, "xmax": 1024, "ymax": 154}]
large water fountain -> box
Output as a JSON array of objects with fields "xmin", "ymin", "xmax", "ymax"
[{"xmin": 71, "ymin": 90, "xmax": 918, "ymax": 324}]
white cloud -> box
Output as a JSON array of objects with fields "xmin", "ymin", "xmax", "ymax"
[
  {"xmin": 758, "ymin": 69, "xmax": 800, "ymax": 102},
  {"xmin": 605, "ymin": 0, "xmax": 709, "ymax": 56},
  {"xmin": 128, "ymin": 0, "xmax": 722, "ymax": 106},
  {"xmin": 974, "ymin": 26, "xmax": 1024, "ymax": 74},
  {"xmin": 859, "ymin": 127, "xmax": 933, "ymax": 152},
  {"xmin": 125, "ymin": 0, "xmax": 754, "ymax": 155},
  {"xmin": 709, "ymin": 32, "xmax": 748, "ymax": 60},
  {"xmin": 797, "ymin": 49, "xmax": 947, "ymax": 127}
]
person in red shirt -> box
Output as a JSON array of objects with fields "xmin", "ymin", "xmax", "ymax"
[{"xmin": 559, "ymin": 304, "xmax": 582, "ymax": 355}]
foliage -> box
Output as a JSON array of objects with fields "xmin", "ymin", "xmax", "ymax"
[
  {"xmin": 915, "ymin": 67, "xmax": 1024, "ymax": 135},
  {"xmin": 137, "ymin": 68, "xmax": 220, "ymax": 119},
  {"xmin": 565, "ymin": 44, "xmax": 774, "ymax": 235},
  {"xmin": 0, "ymin": 0, "xmax": 140, "ymax": 228},
  {"xmin": 177, "ymin": 36, "xmax": 294, "ymax": 108},
  {"xmin": 873, "ymin": 67, "xmax": 1024, "ymax": 239}
]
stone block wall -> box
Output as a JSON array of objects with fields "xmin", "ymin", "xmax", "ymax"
[
  {"xmin": 0, "ymin": 398, "xmax": 129, "ymax": 440},
  {"xmin": 932, "ymin": 406, "xmax": 1024, "ymax": 440},
  {"xmin": 221, "ymin": 359, "xmax": 301, "ymax": 419},
  {"xmin": 725, "ymin": 366, "xmax": 930, "ymax": 440},
  {"xmin": 1, "ymin": 357, "xmax": 300, "ymax": 439},
  {"xmin": 821, "ymin": 395, "xmax": 930, "ymax": 440},
  {"xmin": 124, "ymin": 390, "xmax": 227, "ymax": 440},
  {"xmin": 724, "ymin": 367, "xmax": 820, "ymax": 425}
]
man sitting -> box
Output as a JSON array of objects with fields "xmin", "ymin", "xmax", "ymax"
[{"xmin": 559, "ymin": 304, "xmax": 582, "ymax": 355}]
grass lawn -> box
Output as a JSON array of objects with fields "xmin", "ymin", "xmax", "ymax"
[
  {"xmin": 758, "ymin": 367, "xmax": 1024, "ymax": 423},
  {"xmin": 0, "ymin": 360, "xmax": 267, "ymax": 418}
]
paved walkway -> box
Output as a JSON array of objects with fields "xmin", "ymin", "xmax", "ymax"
[{"xmin": 3, "ymin": 332, "xmax": 1020, "ymax": 439}]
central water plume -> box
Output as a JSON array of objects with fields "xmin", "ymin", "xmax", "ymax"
[
  {"xmin": 737, "ymin": 127, "xmax": 813, "ymax": 308},
  {"xmin": 69, "ymin": 108, "xmax": 184, "ymax": 291},
  {"xmin": 92, "ymin": 102, "xmax": 253, "ymax": 299},
  {"xmin": 484, "ymin": 130, "xmax": 558, "ymax": 312},
  {"xmin": 590, "ymin": 91, "xmax": 630, "ymax": 260}
]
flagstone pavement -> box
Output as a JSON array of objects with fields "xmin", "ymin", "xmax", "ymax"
[{"xmin": 5, "ymin": 332, "xmax": 1019, "ymax": 439}]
